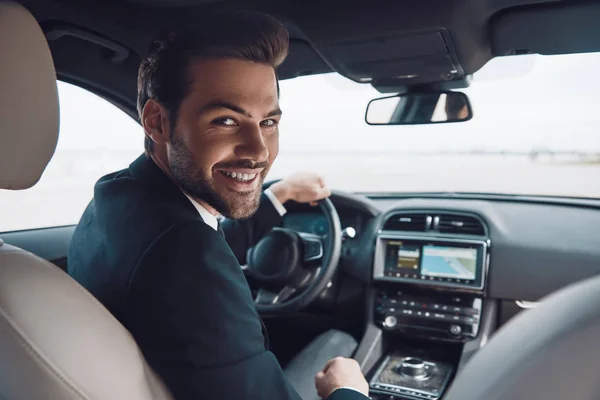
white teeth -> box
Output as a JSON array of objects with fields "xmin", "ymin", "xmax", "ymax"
[{"xmin": 220, "ymin": 170, "xmax": 257, "ymax": 182}]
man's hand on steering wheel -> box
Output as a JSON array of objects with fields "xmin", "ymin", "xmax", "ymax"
[{"xmin": 268, "ymin": 172, "xmax": 332, "ymax": 206}]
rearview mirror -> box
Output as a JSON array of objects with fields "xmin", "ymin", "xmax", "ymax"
[{"xmin": 365, "ymin": 91, "xmax": 472, "ymax": 125}]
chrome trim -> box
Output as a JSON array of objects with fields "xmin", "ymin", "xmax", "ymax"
[
  {"xmin": 401, "ymin": 357, "xmax": 425, "ymax": 370},
  {"xmin": 373, "ymin": 233, "xmax": 489, "ymax": 291},
  {"xmin": 360, "ymin": 328, "xmax": 382, "ymax": 372},
  {"xmin": 342, "ymin": 226, "xmax": 356, "ymax": 240},
  {"xmin": 272, "ymin": 286, "xmax": 297, "ymax": 304},
  {"xmin": 515, "ymin": 300, "xmax": 539, "ymax": 309}
]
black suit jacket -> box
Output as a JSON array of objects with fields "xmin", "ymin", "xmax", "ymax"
[{"xmin": 68, "ymin": 154, "xmax": 366, "ymax": 400}]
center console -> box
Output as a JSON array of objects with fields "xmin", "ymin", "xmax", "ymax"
[
  {"xmin": 355, "ymin": 211, "xmax": 494, "ymax": 400},
  {"xmin": 370, "ymin": 353, "xmax": 454, "ymax": 399}
]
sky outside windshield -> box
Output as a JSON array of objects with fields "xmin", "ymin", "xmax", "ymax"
[{"xmin": 1, "ymin": 52, "xmax": 600, "ymax": 231}]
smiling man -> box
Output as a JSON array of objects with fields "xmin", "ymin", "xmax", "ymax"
[{"xmin": 67, "ymin": 9, "xmax": 369, "ymax": 400}]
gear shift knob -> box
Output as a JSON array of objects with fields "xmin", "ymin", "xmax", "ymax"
[{"xmin": 399, "ymin": 357, "xmax": 427, "ymax": 379}]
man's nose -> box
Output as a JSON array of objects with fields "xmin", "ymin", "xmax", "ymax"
[{"xmin": 234, "ymin": 123, "xmax": 269, "ymax": 161}]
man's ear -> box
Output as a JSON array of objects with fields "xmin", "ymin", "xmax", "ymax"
[{"xmin": 141, "ymin": 99, "xmax": 171, "ymax": 145}]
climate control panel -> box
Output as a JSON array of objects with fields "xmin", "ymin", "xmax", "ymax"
[{"xmin": 374, "ymin": 289, "xmax": 482, "ymax": 341}]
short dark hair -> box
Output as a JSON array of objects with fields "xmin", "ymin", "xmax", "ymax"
[
  {"xmin": 137, "ymin": 10, "xmax": 289, "ymax": 154},
  {"xmin": 444, "ymin": 93, "xmax": 467, "ymax": 119}
]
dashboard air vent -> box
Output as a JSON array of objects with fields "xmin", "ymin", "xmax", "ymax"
[
  {"xmin": 437, "ymin": 214, "xmax": 485, "ymax": 236},
  {"xmin": 383, "ymin": 213, "xmax": 428, "ymax": 232}
]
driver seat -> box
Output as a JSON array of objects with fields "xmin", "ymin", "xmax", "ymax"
[{"xmin": 0, "ymin": 2, "xmax": 173, "ymax": 399}]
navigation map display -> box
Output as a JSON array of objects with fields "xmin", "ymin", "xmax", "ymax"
[
  {"xmin": 381, "ymin": 238, "xmax": 485, "ymax": 288},
  {"xmin": 421, "ymin": 246, "xmax": 477, "ymax": 280}
]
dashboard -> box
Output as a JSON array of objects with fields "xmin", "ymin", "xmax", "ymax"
[
  {"xmin": 283, "ymin": 212, "xmax": 362, "ymax": 236},
  {"xmin": 282, "ymin": 193, "xmax": 600, "ymax": 303}
]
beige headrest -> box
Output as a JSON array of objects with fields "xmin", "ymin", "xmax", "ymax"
[{"xmin": 0, "ymin": 1, "xmax": 59, "ymax": 190}]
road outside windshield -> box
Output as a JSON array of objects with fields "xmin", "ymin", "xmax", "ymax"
[
  {"xmin": 1, "ymin": 52, "xmax": 600, "ymax": 232},
  {"xmin": 271, "ymin": 52, "xmax": 600, "ymax": 197}
]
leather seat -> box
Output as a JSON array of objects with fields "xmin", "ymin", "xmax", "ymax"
[{"xmin": 0, "ymin": 2, "xmax": 173, "ymax": 399}]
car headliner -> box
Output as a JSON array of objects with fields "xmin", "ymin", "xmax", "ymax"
[{"xmin": 15, "ymin": 0, "xmax": 600, "ymax": 119}]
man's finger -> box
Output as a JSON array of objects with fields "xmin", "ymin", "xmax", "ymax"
[
  {"xmin": 317, "ymin": 186, "xmax": 332, "ymax": 199},
  {"xmin": 322, "ymin": 357, "xmax": 340, "ymax": 372},
  {"xmin": 317, "ymin": 176, "xmax": 326, "ymax": 188}
]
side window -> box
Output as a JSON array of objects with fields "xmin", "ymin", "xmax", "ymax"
[{"xmin": 0, "ymin": 81, "xmax": 143, "ymax": 232}]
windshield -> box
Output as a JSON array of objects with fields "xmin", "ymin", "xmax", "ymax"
[{"xmin": 272, "ymin": 53, "xmax": 600, "ymax": 198}]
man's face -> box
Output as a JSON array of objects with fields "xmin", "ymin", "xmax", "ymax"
[{"xmin": 167, "ymin": 58, "xmax": 281, "ymax": 219}]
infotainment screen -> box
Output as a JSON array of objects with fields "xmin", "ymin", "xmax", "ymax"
[
  {"xmin": 421, "ymin": 245, "xmax": 477, "ymax": 280},
  {"xmin": 378, "ymin": 237, "xmax": 487, "ymax": 289}
]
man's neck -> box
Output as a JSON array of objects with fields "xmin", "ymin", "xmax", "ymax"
[{"xmin": 149, "ymin": 152, "xmax": 219, "ymax": 217}]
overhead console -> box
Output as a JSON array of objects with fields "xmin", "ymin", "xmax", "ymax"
[{"xmin": 316, "ymin": 30, "xmax": 467, "ymax": 93}]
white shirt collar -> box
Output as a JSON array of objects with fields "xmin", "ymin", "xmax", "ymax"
[{"xmin": 182, "ymin": 192, "xmax": 219, "ymax": 231}]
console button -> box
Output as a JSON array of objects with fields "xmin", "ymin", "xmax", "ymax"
[
  {"xmin": 462, "ymin": 307, "xmax": 479, "ymax": 316},
  {"xmin": 449, "ymin": 324, "xmax": 462, "ymax": 336},
  {"xmin": 383, "ymin": 316, "xmax": 398, "ymax": 328},
  {"xmin": 460, "ymin": 316, "xmax": 477, "ymax": 324}
]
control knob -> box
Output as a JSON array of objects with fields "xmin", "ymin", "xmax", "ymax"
[
  {"xmin": 450, "ymin": 324, "xmax": 462, "ymax": 336},
  {"xmin": 383, "ymin": 315, "xmax": 397, "ymax": 328},
  {"xmin": 399, "ymin": 357, "xmax": 427, "ymax": 380}
]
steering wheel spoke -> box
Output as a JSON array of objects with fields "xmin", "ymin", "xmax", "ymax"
[
  {"xmin": 298, "ymin": 232, "xmax": 324, "ymax": 263},
  {"xmin": 255, "ymin": 286, "xmax": 297, "ymax": 305},
  {"xmin": 247, "ymin": 195, "xmax": 341, "ymax": 315}
]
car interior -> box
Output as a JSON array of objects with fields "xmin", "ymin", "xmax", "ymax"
[{"xmin": 1, "ymin": 0, "xmax": 600, "ymax": 399}]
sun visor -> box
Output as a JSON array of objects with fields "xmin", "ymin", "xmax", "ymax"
[
  {"xmin": 277, "ymin": 39, "xmax": 331, "ymax": 80},
  {"xmin": 317, "ymin": 30, "xmax": 465, "ymax": 93},
  {"xmin": 491, "ymin": 2, "xmax": 600, "ymax": 56}
]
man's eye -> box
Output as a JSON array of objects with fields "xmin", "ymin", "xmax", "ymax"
[
  {"xmin": 261, "ymin": 119, "xmax": 277, "ymax": 127},
  {"xmin": 214, "ymin": 117, "xmax": 237, "ymax": 126}
]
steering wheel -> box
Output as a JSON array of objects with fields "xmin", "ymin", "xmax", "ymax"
[{"xmin": 244, "ymin": 198, "xmax": 342, "ymax": 316}]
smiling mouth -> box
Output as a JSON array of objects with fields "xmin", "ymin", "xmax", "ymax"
[{"xmin": 218, "ymin": 170, "xmax": 259, "ymax": 182}]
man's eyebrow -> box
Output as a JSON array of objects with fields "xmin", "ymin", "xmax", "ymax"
[
  {"xmin": 266, "ymin": 107, "xmax": 283, "ymax": 118},
  {"xmin": 197, "ymin": 101, "xmax": 282, "ymax": 119},
  {"xmin": 197, "ymin": 101, "xmax": 251, "ymax": 118}
]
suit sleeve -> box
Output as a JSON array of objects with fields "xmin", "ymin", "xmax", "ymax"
[
  {"xmin": 221, "ymin": 192, "xmax": 284, "ymax": 265},
  {"xmin": 125, "ymin": 221, "xmax": 301, "ymax": 400},
  {"xmin": 327, "ymin": 388, "xmax": 370, "ymax": 400}
]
